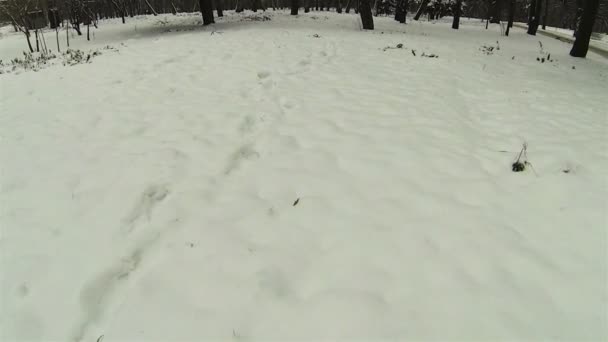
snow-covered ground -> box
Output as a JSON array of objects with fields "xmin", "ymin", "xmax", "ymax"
[{"xmin": 1, "ymin": 11, "xmax": 607, "ymax": 341}]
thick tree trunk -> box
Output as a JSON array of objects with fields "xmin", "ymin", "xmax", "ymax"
[
  {"xmin": 489, "ymin": 0, "xmax": 502, "ymax": 23},
  {"xmin": 542, "ymin": 0, "xmax": 548, "ymax": 29},
  {"xmin": 527, "ymin": 0, "xmax": 541, "ymax": 35},
  {"xmin": 200, "ymin": 0, "xmax": 215, "ymax": 24},
  {"xmin": 235, "ymin": 0, "xmax": 244, "ymax": 12},
  {"xmin": 359, "ymin": 0, "xmax": 373, "ymax": 29},
  {"xmin": 573, "ymin": 0, "xmax": 583, "ymax": 36},
  {"xmin": 414, "ymin": 0, "xmax": 428, "ymax": 20},
  {"xmin": 291, "ymin": 0, "xmax": 299, "ymax": 14},
  {"xmin": 505, "ymin": 0, "xmax": 515, "ymax": 35},
  {"xmin": 305, "ymin": 0, "xmax": 310, "ymax": 12},
  {"xmin": 395, "ymin": 0, "xmax": 404, "ymax": 21},
  {"xmin": 570, "ymin": 0, "xmax": 599, "ymax": 57},
  {"xmin": 452, "ymin": 0, "xmax": 461, "ymax": 29},
  {"xmin": 253, "ymin": 0, "xmax": 261, "ymax": 11},
  {"xmin": 216, "ymin": 0, "xmax": 224, "ymax": 16}
]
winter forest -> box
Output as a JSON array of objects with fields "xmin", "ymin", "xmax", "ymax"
[{"xmin": 0, "ymin": 0, "xmax": 607, "ymax": 340}]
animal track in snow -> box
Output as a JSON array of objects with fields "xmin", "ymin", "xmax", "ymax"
[{"xmin": 122, "ymin": 184, "xmax": 170, "ymax": 233}]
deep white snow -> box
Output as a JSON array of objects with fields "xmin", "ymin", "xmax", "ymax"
[{"xmin": 1, "ymin": 11, "xmax": 607, "ymax": 341}]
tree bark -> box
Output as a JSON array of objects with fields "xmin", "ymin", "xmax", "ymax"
[
  {"xmin": 527, "ymin": 0, "xmax": 541, "ymax": 35},
  {"xmin": 542, "ymin": 0, "xmax": 548, "ymax": 29},
  {"xmin": 570, "ymin": 0, "xmax": 599, "ymax": 57},
  {"xmin": 200, "ymin": 0, "xmax": 215, "ymax": 25},
  {"xmin": 291, "ymin": 0, "xmax": 299, "ymax": 14},
  {"xmin": 359, "ymin": 0, "xmax": 373, "ymax": 29},
  {"xmin": 489, "ymin": 0, "xmax": 502, "ymax": 23},
  {"xmin": 337, "ymin": 0, "xmax": 342, "ymax": 13},
  {"xmin": 505, "ymin": 0, "xmax": 515, "ymax": 35},
  {"xmin": 452, "ymin": 0, "xmax": 461, "ymax": 28},
  {"xmin": 573, "ymin": 0, "xmax": 583, "ymax": 36},
  {"xmin": 55, "ymin": 28, "xmax": 60, "ymax": 52},
  {"xmin": 216, "ymin": 0, "xmax": 224, "ymax": 16},
  {"xmin": 395, "ymin": 0, "xmax": 404, "ymax": 21},
  {"xmin": 414, "ymin": 0, "xmax": 428, "ymax": 20}
]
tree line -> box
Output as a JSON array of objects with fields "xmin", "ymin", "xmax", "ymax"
[{"xmin": 0, "ymin": 0, "xmax": 604, "ymax": 58}]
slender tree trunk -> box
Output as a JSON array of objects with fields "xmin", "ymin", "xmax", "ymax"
[
  {"xmin": 345, "ymin": 0, "xmax": 352, "ymax": 12},
  {"xmin": 505, "ymin": 0, "xmax": 515, "ymax": 35},
  {"xmin": 359, "ymin": 0, "xmax": 373, "ymax": 28},
  {"xmin": 24, "ymin": 31, "xmax": 34, "ymax": 53},
  {"xmin": 144, "ymin": 0, "xmax": 159, "ymax": 15},
  {"xmin": 35, "ymin": 30, "xmax": 40, "ymax": 52},
  {"xmin": 200, "ymin": 0, "xmax": 215, "ymax": 24},
  {"xmin": 305, "ymin": 0, "xmax": 310, "ymax": 12},
  {"xmin": 56, "ymin": 27, "xmax": 61, "ymax": 52},
  {"xmin": 291, "ymin": 0, "xmax": 299, "ymax": 14},
  {"xmin": 66, "ymin": 20, "xmax": 70, "ymax": 47},
  {"xmin": 414, "ymin": 0, "xmax": 428, "ymax": 20},
  {"xmin": 87, "ymin": 24, "xmax": 90, "ymax": 41},
  {"xmin": 489, "ymin": 0, "xmax": 502, "ymax": 23},
  {"xmin": 570, "ymin": 0, "xmax": 599, "ymax": 57},
  {"xmin": 337, "ymin": 0, "xmax": 342, "ymax": 13},
  {"xmin": 452, "ymin": 0, "xmax": 461, "ymax": 28},
  {"xmin": 355, "ymin": 0, "xmax": 359, "ymax": 13}
]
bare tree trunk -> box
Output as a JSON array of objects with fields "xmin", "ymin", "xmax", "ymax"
[
  {"xmin": 35, "ymin": 30, "xmax": 40, "ymax": 52},
  {"xmin": 359, "ymin": 0, "xmax": 373, "ymax": 28},
  {"xmin": 345, "ymin": 0, "xmax": 352, "ymax": 12},
  {"xmin": 305, "ymin": 0, "xmax": 310, "ymax": 12},
  {"xmin": 489, "ymin": 0, "xmax": 502, "ymax": 23},
  {"xmin": 414, "ymin": 0, "xmax": 428, "ymax": 20},
  {"xmin": 527, "ymin": 0, "xmax": 541, "ymax": 35},
  {"xmin": 56, "ymin": 27, "xmax": 61, "ymax": 52},
  {"xmin": 216, "ymin": 0, "xmax": 224, "ymax": 16},
  {"xmin": 200, "ymin": 0, "xmax": 215, "ymax": 24},
  {"xmin": 542, "ymin": 0, "xmax": 548, "ymax": 29},
  {"xmin": 505, "ymin": 0, "xmax": 515, "ymax": 35},
  {"xmin": 144, "ymin": 0, "xmax": 159, "ymax": 15},
  {"xmin": 573, "ymin": 0, "xmax": 583, "ymax": 36},
  {"xmin": 87, "ymin": 24, "xmax": 90, "ymax": 41},
  {"xmin": 452, "ymin": 0, "xmax": 461, "ymax": 29},
  {"xmin": 291, "ymin": 0, "xmax": 299, "ymax": 14},
  {"xmin": 24, "ymin": 30, "xmax": 34, "ymax": 53},
  {"xmin": 66, "ymin": 20, "xmax": 70, "ymax": 47},
  {"xmin": 570, "ymin": 0, "xmax": 599, "ymax": 57}
]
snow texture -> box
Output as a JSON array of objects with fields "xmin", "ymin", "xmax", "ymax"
[{"xmin": 1, "ymin": 11, "xmax": 607, "ymax": 342}]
